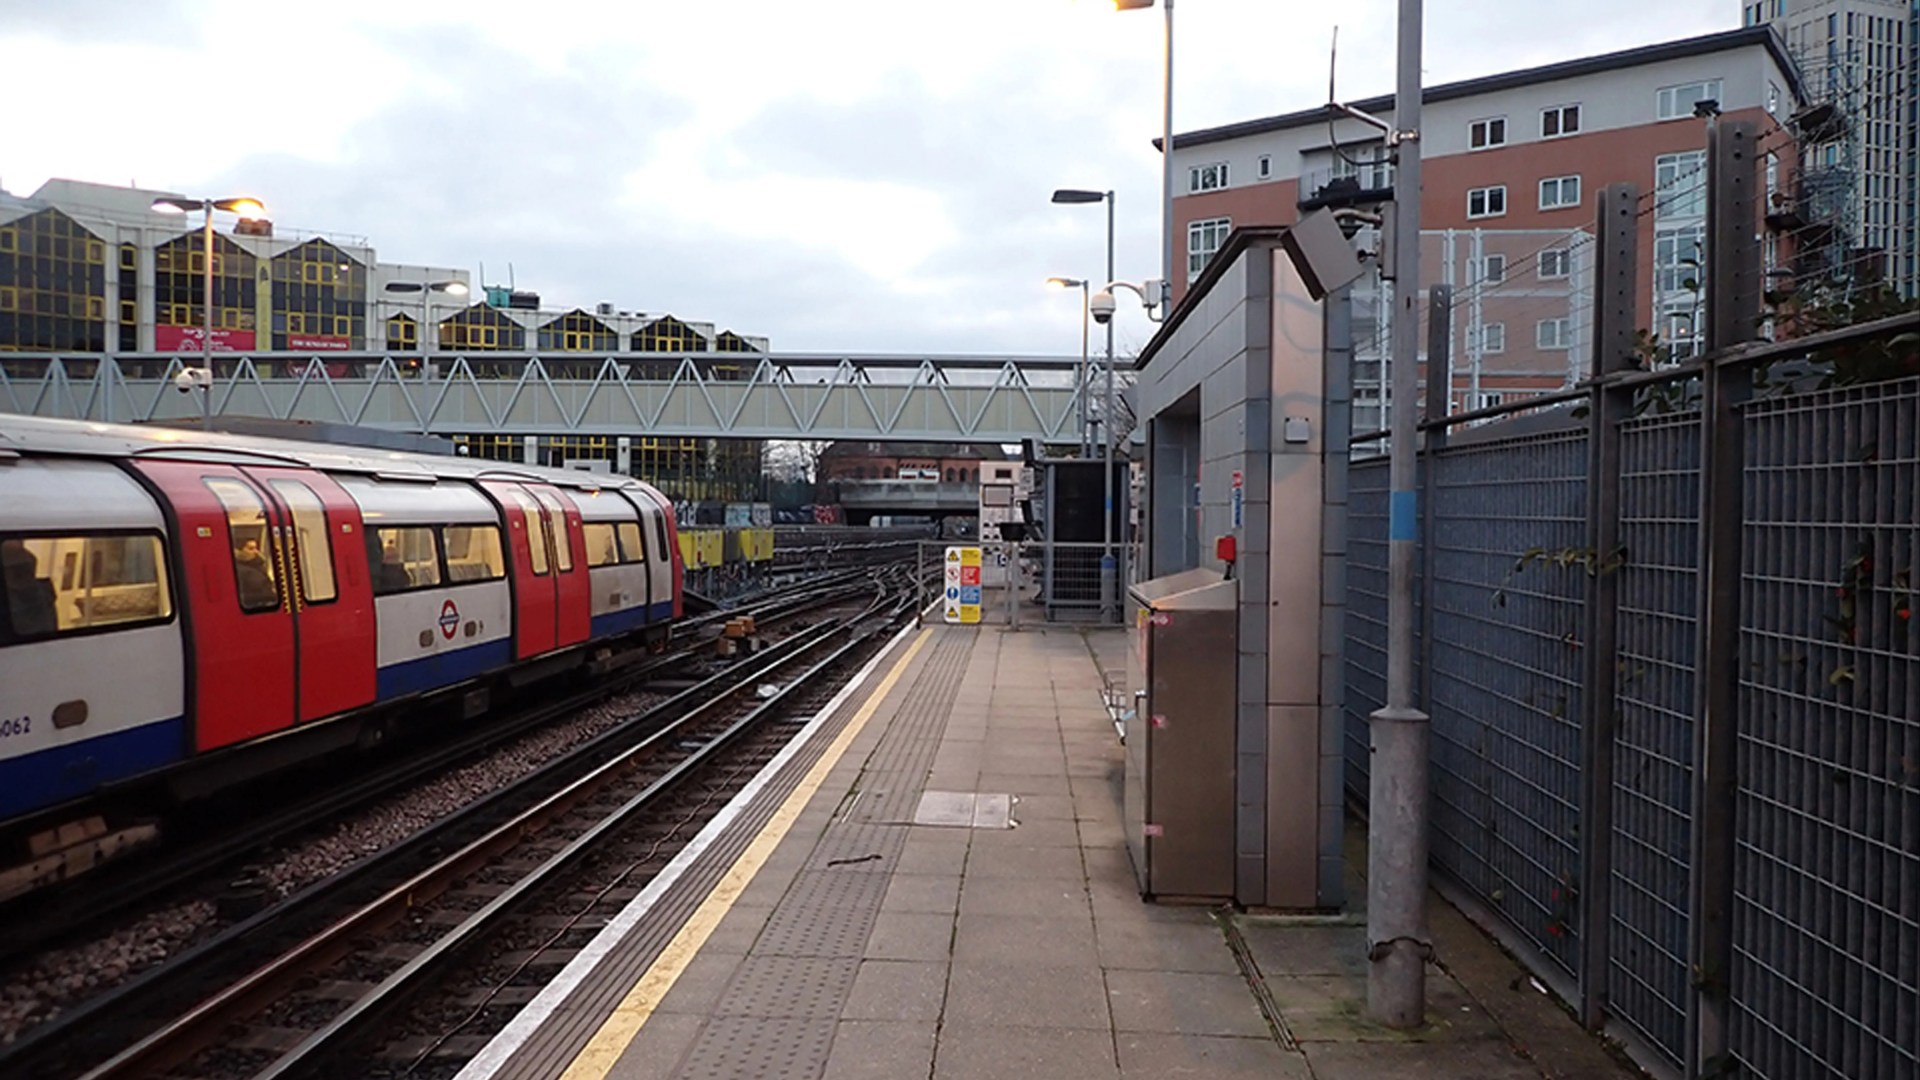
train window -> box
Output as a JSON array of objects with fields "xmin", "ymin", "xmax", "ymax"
[
  {"xmin": 204, "ymin": 478, "xmax": 281, "ymax": 613},
  {"xmin": 504, "ymin": 489, "xmax": 549, "ymax": 575},
  {"xmin": 369, "ymin": 527, "xmax": 442, "ymax": 594},
  {"xmin": 649, "ymin": 503, "xmax": 670, "ymax": 559},
  {"xmin": 444, "ymin": 525, "xmax": 506, "ymax": 582},
  {"xmin": 617, "ymin": 521, "xmax": 646, "ymax": 564},
  {"xmin": 531, "ymin": 490, "xmax": 574, "ymax": 572},
  {"xmin": 583, "ymin": 523, "xmax": 620, "ymax": 568},
  {"xmin": 1, "ymin": 534, "xmax": 173, "ymax": 644},
  {"xmin": 268, "ymin": 480, "xmax": 336, "ymax": 604}
]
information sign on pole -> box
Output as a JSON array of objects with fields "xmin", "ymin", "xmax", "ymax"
[{"xmin": 944, "ymin": 545, "xmax": 983, "ymax": 624}]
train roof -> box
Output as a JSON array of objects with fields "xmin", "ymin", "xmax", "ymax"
[{"xmin": 0, "ymin": 415, "xmax": 672, "ymax": 504}]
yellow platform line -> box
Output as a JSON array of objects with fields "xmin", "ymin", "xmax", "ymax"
[{"xmin": 559, "ymin": 626, "xmax": 934, "ymax": 1080}]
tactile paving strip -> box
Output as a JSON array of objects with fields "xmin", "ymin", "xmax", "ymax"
[{"xmin": 669, "ymin": 629, "xmax": 973, "ymax": 1079}]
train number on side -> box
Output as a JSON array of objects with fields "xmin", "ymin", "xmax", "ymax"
[{"xmin": 0, "ymin": 716, "xmax": 29, "ymax": 738}]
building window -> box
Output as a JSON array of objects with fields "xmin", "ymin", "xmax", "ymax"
[
  {"xmin": 1467, "ymin": 186, "xmax": 1506, "ymax": 219},
  {"xmin": 1469, "ymin": 117, "xmax": 1507, "ymax": 149},
  {"xmin": 1187, "ymin": 217, "xmax": 1231, "ymax": 281},
  {"xmin": 1538, "ymin": 175, "xmax": 1581, "ymax": 210},
  {"xmin": 1654, "ymin": 151, "xmax": 1707, "ymax": 219},
  {"xmin": 1654, "ymin": 225, "xmax": 1705, "ymax": 294},
  {"xmin": 1188, "ymin": 162, "xmax": 1229, "ymax": 193},
  {"xmin": 1475, "ymin": 322, "xmax": 1506, "ymax": 354},
  {"xmin": 1541, "ymin": 104, "xmax": 1580, "ymax": 138},
  {"xmin": 1538, "ymin": 248, "xmax": 1571, "ymax": 279},
  {"xmin": 632, "ymin": 314, "xmax": 708, "ymax": 353},
  {"xmin": 1767, "ymin": 81, "xmax": 1781, "ymax": 116},
  {"xmin": 1657, "ymin": 79, "xmax": 1723, "ymax": 121},
  {"xmin": 0, "ymin": 208, "xmax": 110, "ymax": 352},
  {"xmin": 1473, "ymin": 391, "xmax": 1505, "ymax": 411},
  {"xmin": 269, "ymin": 239, "xmax": 364, "ymax": 350},
  {"xmin": 1537, "ymin": 318, "xmax": 1572, "ymax": 349},
  {"xmin": 1478, "ymin": 255, "xmax": 1506, "ymax": 285},
  {"xmin": 1257, "ymin": 154, "xmax": 1272, "ymax": 179}
]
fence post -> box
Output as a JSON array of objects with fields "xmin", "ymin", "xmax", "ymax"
[
  {"xmin": 1418, "ymin": 284, "xmax": 1451, "ymax": 718},
  {"xmin": 1687, "ymin": 117, "xmax": 1759, "ymax": 1079},
  {"xmin": 1577, "ymin": 181, "xmax": 1641, "ymax": 1029}
]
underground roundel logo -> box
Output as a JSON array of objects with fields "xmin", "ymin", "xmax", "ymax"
[{"xmin": 439, "ymin": 599, "xmax": 460, "ymax": 640}]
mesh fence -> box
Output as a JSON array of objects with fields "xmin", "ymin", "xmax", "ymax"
[
  {"xmin": 1425, "ymin": 430, "xmax": 1589, "ymax": 976},
  {"xmin": 1608, "ymin": 412, "xmax": 1704, "ymax": 1066},
  {"xmin": 1343, "ymin": 455, "xmax": 1392, "ymax": 800},
  {"xmin": 1730, "ymin": 382, "xmax": 1920, "ymax": 1080}
]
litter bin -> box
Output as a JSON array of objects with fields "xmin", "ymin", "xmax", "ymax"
[{"xmin": 1124, "ymin": 568, "xmax": 1237, "ymax": 901}]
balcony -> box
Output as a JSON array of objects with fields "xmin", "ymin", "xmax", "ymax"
[{"xmin": 1296, "ymin": 165, "xmax": 1393, "ymax": 213}]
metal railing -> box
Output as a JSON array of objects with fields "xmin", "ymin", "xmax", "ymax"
[
  {"xmin": 1344, "ymin": 311, "xmax": 1920, "ymax": 1080},
  {"xmin": 913, "ymin": 540, "xmax": 1129, "ymax": 628}
]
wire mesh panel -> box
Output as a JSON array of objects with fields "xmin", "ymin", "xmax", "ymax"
[
  {"xmin": 1426, "ymin": 429, "xmax": 1589, "ymax": 976},
  {"xmin": 1343, "ymin": 455, "xmax": 1392, "ymax": 802},
  {"xmin": 1608, "ymin": 411, "xmax": 1703, "ymax": 1066},
  {"xmin": 1731, "ymin": 380, "xmax": 1920, "ymax": 1080}
]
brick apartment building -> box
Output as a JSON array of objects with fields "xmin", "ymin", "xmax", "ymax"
[{"xmin": 1163, "ymin": 26, "xmax": 1803, "ymax": 425}]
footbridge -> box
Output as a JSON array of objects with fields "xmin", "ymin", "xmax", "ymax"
[{"xmin": 0, "ymin": 353, "xmax": 1134, "ymax": 443}]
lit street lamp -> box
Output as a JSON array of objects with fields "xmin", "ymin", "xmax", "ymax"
[
  {"xmin": 383, "ymin": 280, "xmax": 470, "ymax": 356},
  {"xmin": 151, "ymin": 195, "xmax": 267, "ymax": 428},
  {"xmin": 1113, "ymin": 0, "xmax": 1173, "ymax": 305},
  {"xmin": 1047, "ymin": 276, "xmax": 1093, "ymax": 453}
]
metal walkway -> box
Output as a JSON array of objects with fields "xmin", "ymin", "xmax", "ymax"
[{"xmin": 0, "ymin": 353, "xmax": 1133, "ymax": 443}]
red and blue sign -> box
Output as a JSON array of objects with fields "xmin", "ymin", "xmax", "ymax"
[{"xmin": 439, "ymin": 599, "xmax": 460, "ymax": 640}]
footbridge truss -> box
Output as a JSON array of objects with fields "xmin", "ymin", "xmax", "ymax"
[{"xmin": 0, "ymin": 353, "xmax": 1133, "ymax": 443}]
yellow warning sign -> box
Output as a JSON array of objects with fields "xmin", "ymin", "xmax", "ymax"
[{"xmin": 943, "ymin": 545, "xmax": 983, "ymax": 624}]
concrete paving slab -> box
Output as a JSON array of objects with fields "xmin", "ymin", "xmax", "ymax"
[
  {"xmin": 1301, "ymin": 1037, "xmax": 1545, "ymax": 1080},
  {"xmin": 1009, "ymin": 792, "xmax": 1077, "ymax": 820},
  {"xmin": 649, "ymin": 948, "xmax": 746, "ymax": 1015},
  {"xmin": 1115, "ymin": 1033, "xmax": 1314, "ymax": 1080},
  {"xmin": 822, "ymin": 1020, "xmax": 938, "ymax": 1080},
  {"xmin": 1236, "ymin": 921, "xmax": 1368, "ymax": 977},
  {"xmin": 965, "ymin": 842, "xmax": 1091, "ymax": 881},
  {"xmin": 952, "ymin": 912, "xmax": 1098, "ymax": 969},
  {"xmin": 958, "ymin": 875, "xmax": 1092, "ymax": 919},
  {"xmin": 602, "ymin": 1011, "xmax": 706, "ymax": 1080},
  {"xmin": 1094, "ymin": 920, "xmax": 1240, "ymax": 974},
  {"xmin": 934, "ymin": 1025, "xmax": 1120, "ymax": 1080},
  {"xmin": 881, "ymin": 872, "xmax": 963, "ymax": 915},
  {"xmin": 842, "ymin": 959, "xmax": 950, "ymax": 1022},
  {"xmin": 943, "ymin": 963, "xmax": 1113, "ymax": 1029},
  {"xmin": 864, "ymin": 910, "xmax": 956, "ymax": 962},
  {"xmin": 1104, "ymin": 969, "xmax": 1274, "ymax": 1037},
  {"xmin": 892, "ymin": 837, "xmax": 970, "ymax": 876},
  {"xmin": 1261, "ymin": 971, "xmax": 1503, "ymax": 1043}
]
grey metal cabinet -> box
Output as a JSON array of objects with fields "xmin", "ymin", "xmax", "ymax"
[{"xmin": 1124, "ymin": 569, "xmax": 1237, "ymax": 901}]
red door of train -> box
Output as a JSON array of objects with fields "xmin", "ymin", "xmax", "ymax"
[
  {"xmin": 242, "ymin": 467, "xmax": 375, "ymax": 721},
  {"xmin": 528, "ymin": 484, "xmax": 591, "ymax": 648},
  {"xmin": 482, "ymin": 480, "xmax": 558, "ymax": 659},
  {"xmin": 131, "ymin": 461, "xmax": 297, "ymax": 751}
]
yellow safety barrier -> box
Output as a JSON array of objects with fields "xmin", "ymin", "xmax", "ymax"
[{"xmin": 677, "ymin": 528, "xmax": 724, "ymax": 569}]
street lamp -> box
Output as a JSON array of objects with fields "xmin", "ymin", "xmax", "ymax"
[
  {"xmin": 1052, "ymin": 187, "xmax": 1123, "ymax": 619},
  {"xmin": 383, "ymin": 280, "xmax": 469, "ymax": 356},
  {"xmin": 1047, "ymin": 276, "xmax": 1093, "ymax": 453},
  {"xmin": 151, "ymin": 195, "xmax": 267, "ymax": 428},
  {"xmin": 1112, "ymin": 0, "xmax": 1173, "ymax": 307}
]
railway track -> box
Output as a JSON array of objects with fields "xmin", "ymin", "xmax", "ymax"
[
  {"xmin": 0, "ymin": 567, "xmax": 878, "ymax": 966},
  {"xmin": 2, "ymin": 565, "xmax": 919, "ymax": 1080}
]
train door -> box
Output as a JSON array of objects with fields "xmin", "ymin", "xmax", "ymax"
[
  {"xmin": 243, "ymin": 467, "xmax": 376, "ymax": 721},
  {"xmin": 529, "ymin": 485, "xmax": 590, "ymax": 647},
  {"xmin": 481, "ymin": 481, "xmax": 556, "ymax": 659},
  {"xmin": 128, "ymin": 461, "xmax": 297, "ymax": 752}
]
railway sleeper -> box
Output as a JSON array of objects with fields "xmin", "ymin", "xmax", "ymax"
[{"xmin": 0, "ymin": 816, "xmax": 160, "ymax": 903}]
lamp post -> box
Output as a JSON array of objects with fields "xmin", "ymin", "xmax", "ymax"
[
  {"xmin": 1113, "ymin": 0, "xmax": 1173, "ymax": 306},
  {"xmin": 383, "ymin": 280, "xmax": 469, "ymax": 357},
  {"xmin": 1052, "ymin": 187, "xmax": 1118, "ymax": 619},
  {"xmin": 1047, "ymin": 276, "xmax": 1093, "ymax": 453},
  {"xmin": 151, "ymin": 195, "xmax": 266, "ymax": 428}
]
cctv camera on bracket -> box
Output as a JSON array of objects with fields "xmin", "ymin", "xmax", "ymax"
[{"xmin": 1090, "ymin": 291, "xmax": 1118, "ymax": 325}]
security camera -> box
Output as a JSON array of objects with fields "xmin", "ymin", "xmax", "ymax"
[
  {"xmin": 1090, "ymin": 290, "xmax": 1117, "ymax": 325},
  {"xmin": 173, "ymin": 370, "xmax": 198, "ymax": 394}
]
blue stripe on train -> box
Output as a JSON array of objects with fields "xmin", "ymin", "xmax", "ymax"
[
  {"xmin": 590, "ymin": 605, "xmax": 662, "ymax": 639},
  {"xmin": 375, "ymin": 640, "xmax": 515, "ymax": 702},
  {"xmin": 0, "ymin": 716, "xmax": 187, "ymax": 820}
]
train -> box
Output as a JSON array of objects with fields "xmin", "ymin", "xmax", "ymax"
[{"xmin": 0, "ymin": 415, "xmax": 688, "ymax": 899}]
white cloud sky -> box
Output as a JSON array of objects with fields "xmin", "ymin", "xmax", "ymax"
[{"xmin": 0, "ymin": 0, "xmax": 1736, "ymax": 355}]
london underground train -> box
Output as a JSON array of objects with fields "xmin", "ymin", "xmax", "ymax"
[{"xmin": 0, "ymin": 415, "xmax": 683, "ymax": 896}]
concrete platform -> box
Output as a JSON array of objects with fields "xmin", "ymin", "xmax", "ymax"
[{"xmin": 455, "ymin": 622, "xmax": 1644, "ymax": 1080}]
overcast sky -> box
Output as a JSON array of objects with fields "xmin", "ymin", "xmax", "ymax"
[{"xmin": 2, "ymin": 0, "xmax": 1735, "ymax": 357}]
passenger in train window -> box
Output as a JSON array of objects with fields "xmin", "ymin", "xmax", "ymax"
[
  {"xmin": 374, "ymin": 545, "xmax": 412, "ymax": 594},
  {"xmin": 2, "ymin": 539, "xmax": 58, "ymax": 637},
  {"xmin": 233, "ymin": 538, "xmax": 278, "ymax": 611}
]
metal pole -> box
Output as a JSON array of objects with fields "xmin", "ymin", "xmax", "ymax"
[
  {"xmin": 201, "ymin": 199, "xmax": 214, "ymax": 429},
  {"xmin": 1102, "ymin": 191, "xmax": 1118, "ymax": 622},
  {"xmin": 1367, "ymin": 0, "xmax": 1430, "ymax": 1029},
  {"xmin": 1161, "ymin": 0, "xmax": 1175, "ymax": 306},
  {"xmin": 1080, "ymin": 281, "xmax": 1091, "ymax": 455}
]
